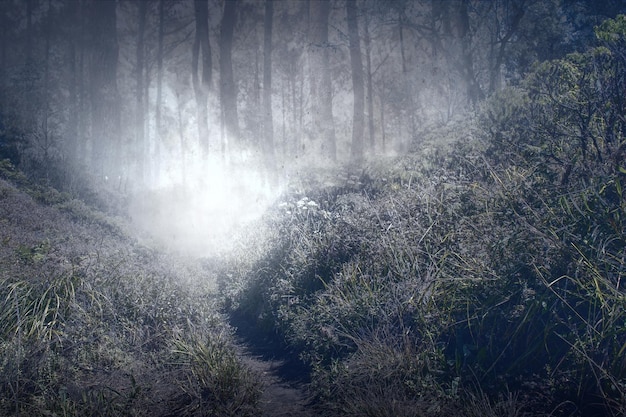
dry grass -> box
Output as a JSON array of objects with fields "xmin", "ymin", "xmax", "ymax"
[{"xmin": 0, "ymin": 170, "xmax": 262, "ymax": 417}]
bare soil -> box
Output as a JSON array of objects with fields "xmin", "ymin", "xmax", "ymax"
[{"xmin": 232, "ymin": 317, "xmax": 315, "ymax": 417}]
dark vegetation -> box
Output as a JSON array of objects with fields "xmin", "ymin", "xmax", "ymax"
[
  {"xmin": 0, "ymin": 161, "xmax": 261, "ymax": 416},
  {"xmin": 222, "ymin": 16, "xmax": 626, "ymax": 416},
  {"xmin": 0, "ymin": 12, "xmax": 625, "ymax": 417}
]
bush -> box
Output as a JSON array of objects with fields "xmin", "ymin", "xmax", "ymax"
[{"xmin": 224, "ymin": 15, "xmax": 626, "ymax": 417}]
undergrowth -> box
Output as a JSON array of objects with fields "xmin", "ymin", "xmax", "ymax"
[
  {"xmin": 222, "ymin": 16, "xmax": 626, "ymax": 417},
  {"xmin": 0, "ymin": 168, "xmax": 261, "ymax": 417}
]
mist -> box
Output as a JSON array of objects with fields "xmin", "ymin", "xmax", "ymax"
[
  {"xmin": 0, "ymin": 0, "xmax": 621, "ymax": 256},
  {"xmin": 2, "ymin": 1, "xmax": 626, "ymax": 415}
]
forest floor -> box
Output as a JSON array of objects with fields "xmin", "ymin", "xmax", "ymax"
[
  {"xmin": 235, "ymin": 343, "xmax": 314, "ymax": 417},
  {"xmin": 231, "ymin": 315, "xmax": 315, "ymax": 417}
]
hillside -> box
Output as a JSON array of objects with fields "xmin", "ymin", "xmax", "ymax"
[
  {"xmin": 218, "ymin": 19, "xmax": 626, "ymax": 416},
  {"xmin": 1, "ymin": 15, "xmax": 625, "ymax": 417},
  {"xmin": 0, "ymin": 162, "xmax": 262, "ymax": 416}
]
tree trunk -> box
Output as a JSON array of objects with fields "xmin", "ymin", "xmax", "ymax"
[
  {"xmin": 175, "ymin": 90, "xmax": 187, "ymax": 187},
  {"xmin": 66, "ymin": 0, "xmax": 79, "ymax": 164},
  {"xmin": 220, "ymin": 0, "xmax": 240, "ymax": 145},
  {"xmin": 89, "ymin": 0, "xmax": 120, "ymax": 178},
  {"xmin": 155, "ymin": 0, "xmax": 165, "ymax": 177},
  {"xmin": 308, "ymin": 0, "xmax": 336, "ymax": 161},
  {"xmin": 347, "ymin": 0, "xmax": 364, "ymax": 163},
  {"xmin": 192, "ymin": 0, "xmax": 212, "ymax": 157},
  {"xmin": 281, "ymin": 81, "xmax": 286, "ymax": 158},
  {"xmin": 290, "ymin": 70, "xmax": 297, "ymax": 154},
  {"xmin": 457, "ymin": 0, "xmax": 484, "ymax": 105},
  {"xmin": 77, "ymin": 2, "xmax": 86, "ymax": 164},
  {"xmin": 364, "ymin": 13, "xmax": 375, "ymax": 153},
  {"xmin": 488, "ymin": 0, "xmax": 525, "ymax": 93},
  {"xmin": 380, "ymin": 85, "xmax": 386, "ymax": 153},
  {"xmin": 253, "ymin": 46, "xmax": 261, "ymax": 138},
  {"xmin": 136, "ymin": 0, "xmax": 147, "ymax": 183},
  {"xmin": 25, "ymin": 0, "xmax": 34, "ymax": 64},
  {"xmin": 262, "ymin": 0, "xmax": 276, "ymax": 184},
  {"xmin": 398, "ymin": 7, "xmax": 416, "ymax": 149},
  {"xmin": 42, "ymin": 0, "xmax": 52, "ymax": 179}
]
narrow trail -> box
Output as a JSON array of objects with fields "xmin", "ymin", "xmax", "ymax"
[
  {"xmin": 236, "ymin": 344, "xmax": 315, "ymax": 417},
  {"xmin": 231, "ymin": 318, "xmax": 315, "ymax": 417}
]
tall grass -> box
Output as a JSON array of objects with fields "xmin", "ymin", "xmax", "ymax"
[
  {"xmin": 0, "ymin": 172, "xmax": 262, "ymax": 416},
  {"xmin": 222, "ymin": 31, "xmax": 626, "ymax": 413}
]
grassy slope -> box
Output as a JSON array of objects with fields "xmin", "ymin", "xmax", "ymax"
[
  {"xmin": 223, "ymin": 115, "xmax": 626, "ymax": 417},
  {"xmin": 1, "ymin": 94, "xmax": 623, "ymax": 417},
  {"xmin": 0, "ymin": 162, "xmax": 260, "ymax": 417}
]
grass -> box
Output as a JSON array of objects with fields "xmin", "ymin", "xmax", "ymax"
[
  {"xmin": 2, "ymin": 18, "xmax": 625, "ymax": 416},
  {"xmin": 221, "ymin": 79, "xmax": 626, "ymax": 415},
  {"xmin": 0, "ymin": 168, "xmax": 263, "ymax": 417},
  {"xmin": 0, "ymin": 147, "xmax": 623, "ymax": 416},
  {"xmin": 170, "ymin": 331, "xmax": 261, "ymax": 416}
]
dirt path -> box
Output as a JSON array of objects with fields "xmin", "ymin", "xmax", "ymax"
[
  {"xmin": 236, "ymin": 343, "xmax": 315, "ymax": 417},
  {"xmin": 231, "ymin": 316, "xmax": 315, "ymax": 417}
]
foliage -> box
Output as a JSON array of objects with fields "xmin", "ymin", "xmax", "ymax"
[
  {"xmin": 171, "ymin": 332, "xmax": 261, "ymax": 417},
  {"xmin": 0, "ymin": 174, "xmax": 261, "ymax": 416},
  {"xmin": 224, "ymin": 15, "xmax": 626, "ymax": 417},
  {"xmin": 456, "ymin": 15, "xmax": 626, "ymax": 413}
]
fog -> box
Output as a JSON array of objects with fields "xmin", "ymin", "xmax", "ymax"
[
  {"xmin": 127, "ymin": 154, "xmax": 279, "ymax": 256},
  {"xmin": 0, "ymin": 0, "xmax": 618, "ymax": 257}
]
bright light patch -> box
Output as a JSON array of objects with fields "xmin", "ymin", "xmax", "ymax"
[{"xmin": 128, "ymin": 154, "xmax": 281, "ymax": 257}]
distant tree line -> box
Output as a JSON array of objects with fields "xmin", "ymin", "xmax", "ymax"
[{"xmin": 0, "ymin": 0, "xmax": 624, "ymax": 191}]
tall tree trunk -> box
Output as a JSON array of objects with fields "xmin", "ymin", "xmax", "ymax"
[
  {"xmin": 457, "ymin": 0, "xmax": 483, "ymax": 105},
  {"xmin": 136, "ymin": 0, "xmax": 147, "ymax": 183},
  {"xmin": 155, "ymin": 0, "xmax": 165, "ymax": 178},
  {"xmin": 364, "ymin": 13, "xmax": 375, "ymax": 153},
  {"xmin": 40, "ymin": 0, "xmax": 52, "ymax": 180},
  {"xmin": 25, "ymin": 0, "xmax": 34, "ymax": 64},
  {"xmin": 220, "ymin": 0, "xmax": 240, "ymax": 146},
  {"xmin": 290, "ymin": 70, "xmax": 298, "ymax": 155},
  {"xmin": 90, "ymin": 0, "xmax": 120, "ymax": 178},
  {"xmin": 22, "ymin": 0, "xmax": 37, "ymax": 143},
  {"xmin": 398, "ymin": 9, "xmax": 407, "ymax": 75},
  {"xmin": 347, "ymin": 0, "xmax": 364, "ymax": 163},
  {"xmin": 298, "ymin": 67, "xmax": 304, "ymax": 148},
  {"xmin": 262, "ymin": 0, "xmax": 276, "ymax": 184},
  {"xmin": 192, "ymin": 0, "xmax": 212, "ymax": 157},
  {"xmin": 253, "ymin": 46, "xmax": 260, "ymax": 137},
  {"xmin": 144, "ymin": 59, "xmax": 151, "ymax": 183},
  {"xmin": 281, "ymin": 81, "xmax": 286, "ymax": 158},
  {"xmin": 380, "ymin": 84, "xmax": 386, "ymax": 153},
  {"xmin": 77, "ymin": 1, "xmax": 86, "ymax": 164},
  {"xmin": 398, "ymin": 6, "xmax": 416, "ymax": 149},
  {"xmin": 66, "ymin": 0, "xmax": 79, "ymax": 164},
  {"xmin": 308, "ymin": 0, "xmax": 336, "ymax": 161},
  {"xmin": 488, "ymin": 0, "xmax": 525, "ymax": 93},
  {"xmin": 175, "ymin": 90, "xmax": 187, "ymax": 187}
]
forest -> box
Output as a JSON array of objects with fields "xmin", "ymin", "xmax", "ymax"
[{"xmin": 1, "ymin": 0, "xmax": 626, "ymax": 416}]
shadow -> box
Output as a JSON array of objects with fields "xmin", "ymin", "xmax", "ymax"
[{"xmin": 229, "ymin": 312, "xmax": 311, "ymax": 384}]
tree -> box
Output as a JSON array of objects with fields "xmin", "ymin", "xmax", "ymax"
[
  {"xmin": 308, "ymin": 0, "xmax": 336, "ymax": 161},
  {"xmin": 154, "ymin": 0, "xmax": 165, "ymax": 175},
  {"xmin": 136, "ymin": 0, "xmax": 148, "ymax": 182},
  {"xmin": 456, "ymin": 0, "xmax": 484, "ymax": 104},
  {"xmin": 363, "ymin": 11, "xmax": 375, "ymax": 153},
  {"xmin": 65, "ymin": 0, "xmax": 81, "ymax": 164},
  {"xmin": 347, "ymin": 0, "xmax": 364, "ymax": 162},
  {"xmin": 89, "ymin": 0, "xmax": 120, "ymax": 178},
  {"xmin": 488, "ymin": 0, "xmax": 526, "ymax": 93},
  {"xmin": 220, "ymin": 0, "xmax": 240, "ymax": 145},
  {"xmin": 262, "ymin": 0, "xmax": 276, "ymax": 182},
  {"xmin": 192, "ymin": 0, "xmax": 212, "ymax": 157}
]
